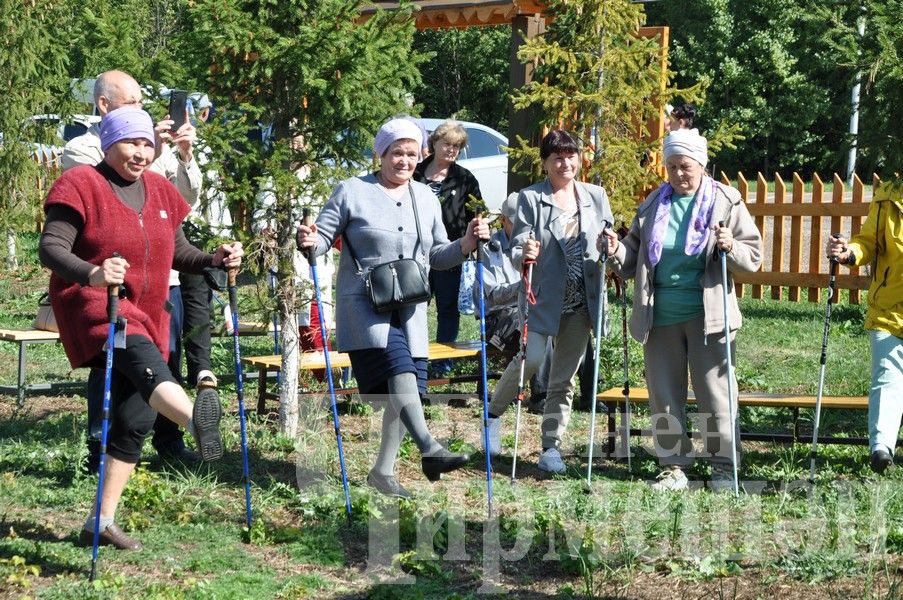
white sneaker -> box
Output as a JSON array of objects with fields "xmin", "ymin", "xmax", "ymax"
[
  {"xmin": 650, "ymin": 466, "xmax": 689, "ymax": 492},
  {"xmin": 538, "ymin": 447, "xmax": 566, "ymax": 474},
  {"xmin": 483, "ymin": 417, "xmax": 502, "ymax": 457},
  {"xmin": 709, "ymin": 463, "xmax": 737, "ymax": 493}
]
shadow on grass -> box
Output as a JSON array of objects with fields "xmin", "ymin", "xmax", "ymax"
[{"xmin": 0, "ymin": 518, "xmax": 83, "ymax": 577}]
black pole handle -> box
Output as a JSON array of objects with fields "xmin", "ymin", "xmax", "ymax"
[
  {"xmin": 301, "ymin": 208, "xmax": 315, "ymax": 264},
  {"xmin": 600, "ymin": 219, "xmax": 612, "ymax": 261},
  {"xmin": 107, "ymin": 252, "xmax": 121, "ymax": 322}
]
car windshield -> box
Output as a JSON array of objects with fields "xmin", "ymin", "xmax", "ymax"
[{"xmin": 462, "ymin": 128, "xmax": 504, "ymax": 159}]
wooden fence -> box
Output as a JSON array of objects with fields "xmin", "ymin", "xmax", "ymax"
[
  {"xmin": 719, "ymin": 171, "xmax": 876, "ymax": 305},
  {"xmin": 33, "ymin": 148, "xmax": 62, "ymax": 231}
]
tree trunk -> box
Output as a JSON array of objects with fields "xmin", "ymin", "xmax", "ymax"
[
  {"xmin": 278, "ymin": 297, "xmax": 300, "ymax": 438},
  {"xmin": 275, "ymin": 190, "xmax": 300, "ymax": 438},
  {"xmin": 5, "ymin": 228, "xmax": 18, "ymax": 271}
]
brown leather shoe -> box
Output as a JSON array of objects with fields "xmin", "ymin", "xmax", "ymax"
[{"xmin": 78, "ymin": 523, "xmax": 142, "ymax": 551}]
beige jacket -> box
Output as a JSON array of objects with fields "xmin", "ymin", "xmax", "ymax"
[{"xmin": 608, "ymin": 181, "xmax": 763, "ymax": 344}]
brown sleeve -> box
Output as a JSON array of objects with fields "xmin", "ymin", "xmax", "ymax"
[
  {"xmin": 172, "ymin": 226, "xmax": 214, "ymax": 274},
  {"xmin": 38, "ymin": 205, "xmax": 97, "ymax": 285}
]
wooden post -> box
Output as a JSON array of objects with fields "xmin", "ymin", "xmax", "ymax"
[
  {"xmin": 849, "ymin": 174, "xmax": 865, "ymax": 304},
  {"xmin": 507, "ymin": 14, "xmax": 546, "ymax": 195},
  {"xmin": 807, "ymin": 172, "xmax": 824, "ymax": 303},
  {"xmin": 788, "ymin": 173, "xmax": 804, "ymax": 301},
  {"xmin": 771, "ymin": 173, "xmax": 786, "ymax": 301},
  {"xmin": 753, "ymin": 172, "xmax": 767, "ymax": 300},
  {"xmin": 735, "ymin": 171, "xmax": 748, "ymax": 299}
]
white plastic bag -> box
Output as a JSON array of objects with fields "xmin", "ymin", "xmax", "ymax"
[{"xmin": 458, "ymin": 261, "xmax": 476, "ymax": 315}]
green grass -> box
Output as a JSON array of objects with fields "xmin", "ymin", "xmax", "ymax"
[{"xmin": 2, "ymin": 232, "xmax": 902, "ymax": 598}]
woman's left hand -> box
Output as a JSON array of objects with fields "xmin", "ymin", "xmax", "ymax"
[
  {"xmin": 213, "ymin": 241, "xmax": 244, "ymax": 269},
  {"xmin": 712, "ymin": 223, "xmax": 733, "ymax": 253},
  {"xmin": 462, "ymin": 216, "xmax": 491, "ymax": 255}
]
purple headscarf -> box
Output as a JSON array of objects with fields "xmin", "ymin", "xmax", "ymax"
[
  {"xmin": 100, "ymin": 107, "xmax": 155, "ymax": 152},
  {"xmin": 647, "ymin": 177, "xmax": 717, "ymax": 266}
]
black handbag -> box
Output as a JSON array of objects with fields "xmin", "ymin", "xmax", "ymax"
[{"xmin": 344, "ymin": 186, "xmax": 431, "ymax": 313}]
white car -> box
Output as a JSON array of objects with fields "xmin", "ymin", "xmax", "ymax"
[
  {"xmin": 420, "ymin": 118, "xmax": 508, "ymax": 211},
  {"xmin": 28, "ymin": 113, "xmax": 100, "ymax": 161}
]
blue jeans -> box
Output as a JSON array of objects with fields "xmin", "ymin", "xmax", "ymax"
[
  {"xmin": 868, "ymin": 330, "xmax": 903, "ymax": 454},
  {"xmin": 430, "ymin": 266, "xmax": 462, "ymax": 375}
]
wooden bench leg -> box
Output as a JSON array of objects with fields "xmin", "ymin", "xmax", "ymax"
[
  {"xmin": 607, "ymin": 401, "xmax": 615, "ymax": 457},
  {"xmin": 793, "ymin": 407, "xmax": 800, "ymax": 444},
  {"xmin": 17, "ymin": 341, "xmax": 26, "ymax": 406},
  {"xmin": 257, "ymin": 366, "xmax": 268, "ymax": 413}
]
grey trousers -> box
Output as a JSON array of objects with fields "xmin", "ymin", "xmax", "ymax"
[
  {"xmin": 489, "ymin": 311, "xmax": 592, "ymax": 450},
  {"xmin": 644, "ymin": 316, "xmax": 741, "ymax": 468}
]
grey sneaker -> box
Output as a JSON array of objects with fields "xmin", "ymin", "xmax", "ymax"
[
  {"xmin": 537, "ymin": 447, "xmax": 566, "ymax": 474},
  {"xmin": 709, "ymin": 463, "xmax": 736, "ymax": 493},
  {"xmin": 367, "ymin": 471, "xmax": 411, "ymax": 499},
  {"xmin": 650, "ymin": 466, "xmax": 689, "ymax": 492}
]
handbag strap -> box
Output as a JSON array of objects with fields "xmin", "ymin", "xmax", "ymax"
[{"xmin": 342, "ymin": 179, "xmax": 426, "ymax": 273}]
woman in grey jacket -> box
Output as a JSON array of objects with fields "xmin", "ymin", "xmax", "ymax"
[
  {"xmin": 484, "ymin": 130, "xmax": 615, "ymax": 474},
  {"xmin": 602, "ymin": 128, "xmax": 762, "ymax": 492},
  {"xmin": 297, "ymin": 118, "xmax": 489, "ymax": 498}
]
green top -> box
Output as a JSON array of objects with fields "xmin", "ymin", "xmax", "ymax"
[{"xmin": 652, "ymin": 194, "xmax": 706, "ymax": 327}]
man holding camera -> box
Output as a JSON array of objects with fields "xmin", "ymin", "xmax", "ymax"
[{"xmin": 62, "ymin": 70, "xmax": 210, "ymax": 466}]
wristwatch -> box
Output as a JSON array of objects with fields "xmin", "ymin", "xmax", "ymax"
[{"xmin": 844, "ymin": 249, "xmax": 857, "ymax": 266}]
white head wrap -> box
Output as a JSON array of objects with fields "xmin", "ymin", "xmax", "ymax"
[
  {"xmin": 373, "ymin": 118, "xmax": 424, "ymax": 160},
  {"xmin": 663, "ymin": 128, "xmax": 708, "ymax": 167}
]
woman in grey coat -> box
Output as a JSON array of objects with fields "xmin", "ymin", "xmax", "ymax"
[
  {"xmin": 297, "ymin": 117, "xmax": 489, "ymax": 498},
  {"xmin": 484, "ymin": 130, "xmax": 615, "ymax": 474},
  {"xmin": 601, "ymin": 128, "xmax": 762, "ymax": 492}
]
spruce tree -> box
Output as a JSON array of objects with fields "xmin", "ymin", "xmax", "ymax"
[
  {"xmin": 508, "ymin": 0, "xmax": 703, "ymax": 222},
  {"xmin": 0, "ymin": 0, "xmax": 74, "ymax": 269}
]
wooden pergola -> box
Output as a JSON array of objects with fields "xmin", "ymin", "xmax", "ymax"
[
  {"xmin": 362, "ymin": 0, "xmax": 548, "ymax": 28},
  {"xmin": 361, "ymin": 1, "xmax": 668, "ymax": 192}
]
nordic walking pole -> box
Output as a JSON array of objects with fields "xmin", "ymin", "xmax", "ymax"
[
  {"xmin": 620, "ymin": 273, "xmax": 633, "ymax": 475},
  {"xmin": 476, "ymin": 237, "xmax": 494, "ymax": 519},
  {"xmin": 718, "ymin": 221, "xmax": 740, "ymax": 497},
  {"xmin": 303, "ymin": 209, "xmax": 352, "ymax": 525},
  {"xmin": 90, "ymin": 254, "xmax": 120, "ymax": 582},
  {"xmin": 510, "ymin": 233, "xmax": 536, "ymax": 483},
  {"xmin": 586, "ymin": 221, "xmax": 612, "ymax": 486},
  {"xmin": 227, "ymin": 267, "xmax": 253, "ymax": 530},
  {"xmin": 809, "ymin": 236, "xmax": 840, "ymax": 482}
]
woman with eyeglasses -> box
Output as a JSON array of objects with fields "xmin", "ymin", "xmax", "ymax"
[{"xmin": 414, "ymin": 120, "xmax": 483, "ymax": 377}]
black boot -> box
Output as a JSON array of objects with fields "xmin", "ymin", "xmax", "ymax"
[
  {"xmin": 421, "ymin": 448, "xmax": 470, "ymax": 481},
  {"xmin": 871, "ymin": 448, "xmax": 893, "ymax": 474},
  {"xmin": 192, "ymin": 388, "xmax": 223, "ymax": 461}
]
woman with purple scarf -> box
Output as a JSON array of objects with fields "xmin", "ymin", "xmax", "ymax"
[{"xmin": 602, "ymin": 128, "xmax": 762, "ymax": 492}]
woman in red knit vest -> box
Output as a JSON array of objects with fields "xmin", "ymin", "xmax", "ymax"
[{"xmin": 40, "ymin": 107, "xmax": 243, "ymax": 551}]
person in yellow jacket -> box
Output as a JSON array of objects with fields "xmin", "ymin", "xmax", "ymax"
[{"xmin": 828, "ymin": 181, "xmax": 903, "ymax": 474}]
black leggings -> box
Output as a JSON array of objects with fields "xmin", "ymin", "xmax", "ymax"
[{"xmin": 87, "ymin": 334, "xmax": 179, "ymax": 463}]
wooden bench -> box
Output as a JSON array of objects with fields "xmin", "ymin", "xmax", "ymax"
[
  {"xmin": 596, "ymin": 386, "xmax": 870, "ymax": 454},
  {"xmin": 0, "ymin": 328, "xmax": 64, "ymax": 405},
  {"xmin": 212, "ymin": 320, "xmax": 276, "ymax": 337},
  {"xmin": 243, "ymin": 341, "xmax": 492, "ymax": 412}
]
